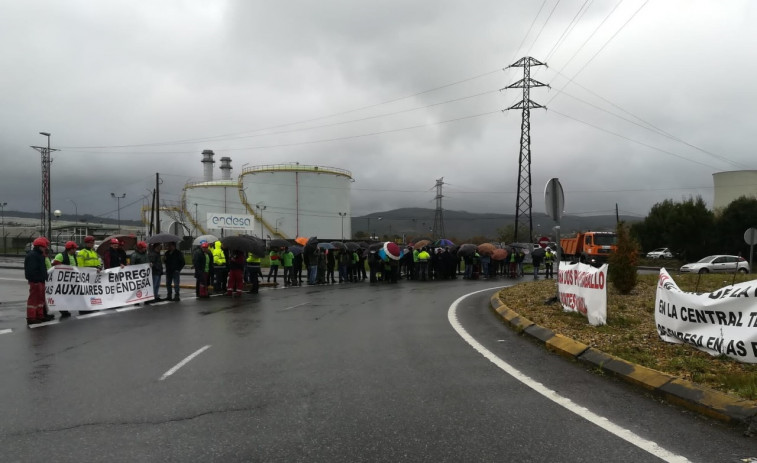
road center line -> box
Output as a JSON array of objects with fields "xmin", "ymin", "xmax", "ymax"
[
  {"xmin": 448, "ymin": 287, "xmax": 690, "ymax": 463},
  {"xmin": 159, "ymin": 345, "xmax": 211, "ymax": 381}
]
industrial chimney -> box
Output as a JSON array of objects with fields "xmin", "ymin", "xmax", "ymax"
[
  {"xmin": 219, "ymin": 157, "xmax": 232, "ymax": 180},
  {"xmin": 201, "ymin": 150, "xmax": 215, "ymax": 182}
]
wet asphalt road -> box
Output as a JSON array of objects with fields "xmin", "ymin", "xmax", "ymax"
[{"xmin": 0, "ymin": 269, "xmax": 754, "ymax": 462}]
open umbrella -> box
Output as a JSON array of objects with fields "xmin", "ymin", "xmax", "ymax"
[
  {"xmin": 97, "ymin": 234, "xmax": 137, "ymax": 254},
  {"xmin": 491, "ymin": 248, "xmax": 509, "ymax": 261},
  {"xmin": 305, "ymin": 236, "xmax": 318, "ymax": 249},
  {"xmin": 368, "ymin": 242, "xmax": 384, "ymax": 251},
  {"xmin": 531, "ymin": 247, "xmax": 546, "ymax": 259},
  {"xmin": 413, "ymin": 239, "xmax": 431, "ymax": 249},
  {"xmin": 457, "ymin": 243, "xmax": 477, "ymax": 257},
  {"xmin": 147, "ymin": 232, "xmax": 181, "ymax": 245},
  {"xmin": 477, "ymin": 243, "xmax": 496, "ymax": 256},
  {"xmin": 193, "ymin": 234, "xmax": 219, "ymax": 246},
  {"xmin": 434, "ymin": 238, "xmax": 455, "ymax": 247},
  {"xmin": 241, "ymin": 235, "xmax": 267, "ymax": 257},
  {"xmin": 345, "ymin": 242, "xmax": 360, "ymax": 251},
  {"xmin": 294, "ymin": 236, "xmax": 308, "ymax": 246},
  {"xmin": 383, "ymin": 241, "xmax": 401, "ymax": 260},
  {"xmin": 330, "ymin": 241, "xmax": 347, "ymax": 251},
  {"xmin": 222, "ymin": 235, "xmax": 266, "ymax": 257},
  {"xmin": 268, "ymin": 238, "xmax": 289, "ymax": 248},
  {"xmin": 317, "ymin": 242, "xmax": 335, "ymax": 250}
]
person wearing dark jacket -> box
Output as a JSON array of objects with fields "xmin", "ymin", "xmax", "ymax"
[
  {"xmin": 25, "ymin": 237, "xmax": 54, "ymax": 324},
  {"xmin": 104, "ymin": 239, "xmax": 127, "ymax": 269},
  {"xmin": 148, "ymin": 243, "xmax": 164, "ymax": 302},
  {"xmin": 226, "ymin": 249, "xmax": 246, "ymax": 297},
  {"xmin": 164, "ymin": 242, "xmax": 185, "ymax": 301},
  {"xmin": 193, "ymin": 243, "xmax": 213, "ymax": 298}
]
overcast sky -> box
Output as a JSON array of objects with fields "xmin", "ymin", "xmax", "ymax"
[{"xmin": 1, "ymin": 0, "xmax": 755, "ymax": 224}]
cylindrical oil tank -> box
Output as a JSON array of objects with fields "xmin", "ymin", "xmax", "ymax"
[
  {"xmin": 240, "ymin": 164, "xmax": 352, "ymax": 240},
  {"xmin": 183, "ymin": 180, "xmax": 249, "ymax": 235},
  {"xmin": 713, "ymin": 170, "xmax": 757, "ymax": 210}
]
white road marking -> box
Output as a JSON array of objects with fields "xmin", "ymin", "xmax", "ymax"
[
  {"xmin": 28, "ymin": 320, "xmax": 60, "ymax": 328},
  {"xmin": 116, "ymin": 306, "xmax": 142, "ymax": 312},
  {"xmin": 0, "ymin": 277, "xmax": 27, "ymax": 282},
  {"xmin": 160, "ymin": 345, "xmax": 211, "ymax": 381},
  {"xmin": 0, "ymin": 329, "xmax": 12, "ymax": 335},
  {"xmin": 278, "ymin": 302, "xmax": 308, "ymax": 312},
  {"xmin": 448, "ymin": 287, "xmax": 690, "ymax": 463}
]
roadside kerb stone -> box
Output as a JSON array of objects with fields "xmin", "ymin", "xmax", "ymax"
[{"xmin": 489, "ymin": 292, "xmax": 757, "ymax": 432}]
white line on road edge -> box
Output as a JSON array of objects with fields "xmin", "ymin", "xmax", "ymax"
[
  {"xmin": 0, "ymin": 277, "xmax": 27, "ymax": 282},
  {"xmin": 28, "ymin": 320, "xmax": 60, "ymax": 328},
  {"xmin": 159, "ymin": 345, "xmax": 211, "ymax": 381},
  {"xmin": 0, "ymin": 329, "xmax": 12, "ymax": 335},
  {"xmin": 448, "ymin": 287, "xmax": 690, "ymax": 463},
  {"xmin": 75, "ymin": 312, "xmax": 106, "ymax": 319},
  {"xmin": 116, "ymin": 306, "xmax": 142, "ymax": 312}
]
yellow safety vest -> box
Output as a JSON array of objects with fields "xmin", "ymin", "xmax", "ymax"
[{"xmin": 77, "ymin": 248, "xmax": 101, "ymax": 268}]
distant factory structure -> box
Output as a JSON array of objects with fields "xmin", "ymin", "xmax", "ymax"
[
  {"xmin": 712, "ymin": 170, "xmax": 757, "ymax": 210},
  {"xmin": 145, "ymin": 151, "xmax": 353, "ymax": 241}
]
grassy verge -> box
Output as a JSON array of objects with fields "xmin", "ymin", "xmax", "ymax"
[{"xmin": 497, "ymin": 272, "xmax": 757, "ymax": 400}]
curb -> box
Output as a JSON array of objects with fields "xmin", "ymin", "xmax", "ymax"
[{"xmin": 489, "ymin": 293, "xmax": 757, "ymax": 435}]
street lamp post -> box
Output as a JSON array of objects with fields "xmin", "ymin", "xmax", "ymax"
[
  {"xmin": 68, "ymin": 199, "xmax": 78, "ymax": 222},
  {"xmin": 275, "ymin": 218, "xmax": 284, "ymax": 235},
  {"xmin": 194, "ymin": 202, "xmax": 199, "ymax": 238},
  {"xmin": 0, "ymin": 202, "xmax": 6, "ymax": 253},
  {"xmin": 375, "ymin": 217, "xmax": 382, "ymax": 240},
  {"xmin": 338, "ymin": 212, "xmax": 347, "ymax": 240},
  {"xmin": 111, "ymin": 193, "xmax": 126, "ymax": 232},
  {"xmin": 255, "ymin": 202, "xmax": 266, "ymax": 239}
]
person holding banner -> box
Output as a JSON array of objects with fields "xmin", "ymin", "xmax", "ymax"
[
  {"xmin": 129, "ymin": 241, "xmax": 149, "ymax": 266},
  {"xmin": 104, "ymin": 238, "xmax": 127, "ymax": 269},
  {"xmin": 148, "ymin": 243, "xmax": 164, "ymax": 302},
  {"xmin": 51, "ymin": 241, "xmax": 78, "ymax": 318},
  {"xmin": 77, "ymin": 235, "xmax": 101, "ymax": 314},
  {"xmin": 25, "ymin": 237, "xmax": 55, "ymax": 324}
]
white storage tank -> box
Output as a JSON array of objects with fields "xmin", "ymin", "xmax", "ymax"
[
  {"xmin": 183, "ymin": 180, "xmax": 248, "ymax": 236},
  {"xmin": 240, "ymin": 164, "xmax": 352, "ymax": 239},
  {"xmin": 713, "ymin": 170, "xmax": 757, "ymax": 210}
]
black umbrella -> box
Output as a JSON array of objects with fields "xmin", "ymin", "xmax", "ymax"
[
  {"xmin": 222, "ymin": 235, "xmax": 267, "ymax": 257},
  {"xmin": 305, "ymin": 236, "xmax": 318, "ymax": 250},
  {"xmin": 289, "ymin": 245, "xmax": 304, "ymax": 256},
  {"xmin": 368, "ymin": 242, "xmax": 384, "ymax": 251},
  {"xmin": 330, "ymin": 241, "xmax": 347, "ymax": 251},
  {"xmin": 457, "ymin": 243, "xmax": 477, "ymax": 257},
  {"xmin": 147, "ymin": 232, "xmax": 181, "ymax": 244},
  {"xmin": 268, "ymin": 238, "xmax": 289, "ymax": 248},
  {"xmin": 531, "ymin": 247, "xmax": 546, "ymax": 258},
  {"xmin": 345, "ymin": 242, "xmax": 360, "ymax": 251}
]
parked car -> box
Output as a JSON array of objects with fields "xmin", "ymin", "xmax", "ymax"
[
  {"xmin": 679, "ymin": 255, "xmax": 750, "ymax": 274},
  {"xmin": 646, "ymin": 247, "xmax": 673, "ymax": 259}
]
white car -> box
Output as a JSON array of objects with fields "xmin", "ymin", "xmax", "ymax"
[
  {"xmin": 646, "ymin": 247, "xmax": 673, "ymax": 259},
  {"xmin": 679, "ymin": 255, "xmax": 750, "ymax": 274}
]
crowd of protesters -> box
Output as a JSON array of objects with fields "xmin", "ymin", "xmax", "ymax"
[{"xmin": 24, "ymin": 235, "xmax": 552, "ymax": 325}]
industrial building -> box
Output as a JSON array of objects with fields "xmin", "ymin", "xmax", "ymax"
[
  {"xmin": 146, "ymin": 151, "xmax": 353, "ymax": 241},
  {"xmin": 712, "ymin": 170, "xmax": 757, "ymax": 210}
]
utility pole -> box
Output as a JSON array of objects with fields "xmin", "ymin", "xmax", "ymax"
[
  {"xmin": 155, "ymin": 173, "xmax": 161, "ymax": 234},
  {"xmin": 338, "ymin": 212, "xmax": 347, "ymax": 240},
  {"xmin": 431, "ymin": 177, "xmax": 446, "ymax": 240},
  {"xmin": 111, "ymin": 193, "xmax": 126, "ymax": 233},
  {"xmin": 31, "ymin": 132, "xmax": 58, "ymax": 238},
  {"xmin": 504, "ymin": 57, "xmax": 548, "ymax": 242}
]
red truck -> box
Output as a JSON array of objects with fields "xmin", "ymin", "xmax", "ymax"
[{"xmin": 560, "ymin": 231, "xmax": 617, "ymax": 266}]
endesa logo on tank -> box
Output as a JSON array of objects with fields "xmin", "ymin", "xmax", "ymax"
[{"xmin": 206, "ymin": 213, "xmax": 255, "ymax": 231}]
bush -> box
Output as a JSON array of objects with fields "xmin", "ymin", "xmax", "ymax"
[{"xmin": 608, "ymin": 221, "xmax": 638, "ymax": 294}]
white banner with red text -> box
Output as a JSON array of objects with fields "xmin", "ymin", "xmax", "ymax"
[
  {"xmin": 45, "ymin": 264, "xmax": 154, "ymax": 311},
  {"xmin": 655, "ymin": 268, "xmax": 757, "ymax": 364},
  {"xmin": 557, "ymin": 261, "xmax": 608, "ymax": 326}
]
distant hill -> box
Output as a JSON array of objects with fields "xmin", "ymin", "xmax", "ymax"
[{"xmin": 353, "ymin": 208, "xmax": 640, "ymax": 242}]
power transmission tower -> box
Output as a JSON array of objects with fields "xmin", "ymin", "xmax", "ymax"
[
  {"xmin": 504, "ymin": 57, "xmax": 548, "ymax": 242},
  {"xmin": 431, "ymin": 177, "xmax": 446, "ymax": 240},
  {"xmin": 31, "ymin": 134, "xmax": 59, "ymax": 238}
]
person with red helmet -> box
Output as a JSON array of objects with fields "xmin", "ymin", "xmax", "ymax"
[
  {"xmin": 192, "ymin": 241, "xmax": 213, "ymax": 298},
  {"xmin": 51, "ymin": 241, "xmax": 78, "ymax": 318},
  {"xmin": 24, "ymin": 237, "xmax": 55, "ymax": 324},
  {"xmin": 104, "ymin": 238, "xmax": 126, "ymax": 269},
  {"xmin": 129, "ymin": 241, "xmax": 149, "ymax": 266}
]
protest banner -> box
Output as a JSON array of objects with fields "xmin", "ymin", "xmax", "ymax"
[
  {"xmin": 45, "ymin": 264, "xmax": 154, "ymax": 311},
  {"xmin": 655, "ymin": 269, "xmax": 757, "ymax": 364},
  {"xmin": 557, "ymin": 261, "xmax": 607, "ymax": 326}
]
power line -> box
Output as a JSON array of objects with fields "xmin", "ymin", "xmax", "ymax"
[
  {"xmin": 526, "ymin": 0, "xmax": 563, "ymax": 57},
  {"xmin": 544, "ymin": 0, "xmax": 593, "ymax": 62}
]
